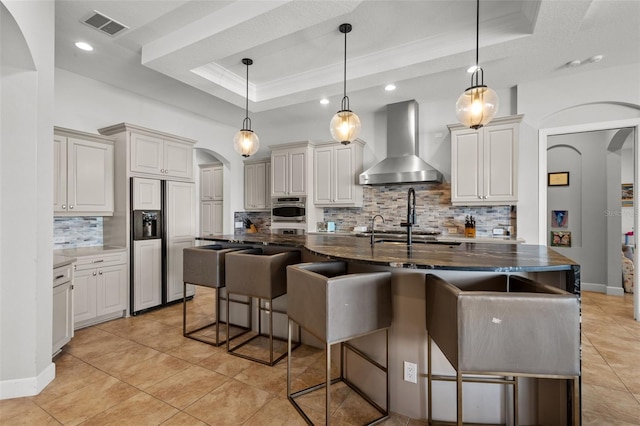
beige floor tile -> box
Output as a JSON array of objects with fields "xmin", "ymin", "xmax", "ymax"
[
  {"xmin": 145, "ymin": 364, "xmax": 229, "ymax": 409},
  {"xmin": 32, "ymin": 353, "xmax": 110, "ymax": 405},
  {"xmin": 184, "ymin": 379, "xmax": 271, "ymax": 425},
  {"xmin": 117, "ymin": 352, "xmax": 192, "ymax": 389},
  {"xmin": 332, "ymin": 390, "xmax": 387, "ymax": 425},
  {"xmin": 160, "ymin": 411, "xmax": 208, "ymax": 426},
  {"xmin": 243, "ymin": 396, "xmax": 308, "ymax": 426},
  {"xmin": 37, "ymin": 376, "xmax": 138, "ymax": 426},
  {"xmin": 65, "ymin": 328, "xmax": 139, "ymax": 362},
  {"xmin": 582, "ymin": 383, "xmax": 640, "ymax": 423},
  {"xmin": 80, "ymin": 391, "xmax": 179, "ymax": 425},
  {"xmin": 198, "ymin": 349, "xmax": 254, "ymax": 377},
  {"xmin": 234, "ymin": 362, "xmax": 289, "ymax": 394},
  {"xmin": 165, "ymin": 338, "xmax": 218, "ymax": 364},
  {"xmin": 0, "ymin": 398, "xmax": 61, "ymax": 425},
  {"xmin": 581, "ymin": 360, "xmax": 627, "ymax": 391},
  {"xmin": 87, "ymin": 342, "xmax": 162, "ymax": 377}
]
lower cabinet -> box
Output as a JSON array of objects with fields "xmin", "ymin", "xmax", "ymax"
[
  {"xmin": 73, "ymin": 251, "xmax": 127, "ymax": 329},
  {"xmin": 52, "ymin": 264, "xmax": 74, "ymax": 356}
]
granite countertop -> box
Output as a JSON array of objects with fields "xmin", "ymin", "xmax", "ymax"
[
  {"xmin": 54, "ymin": 245, "xmax": 126, "ymax": 258},
  {"xmin": 198, "ymin": 234, "xmax": 577, "ymax": 272},
  {"xmin": 53, "ymin": 255, "xmax": 76, "ymax": 269}
]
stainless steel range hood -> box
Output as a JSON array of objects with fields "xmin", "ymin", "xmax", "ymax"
[{"xmin": 359, "ymin": 100, "xmax": 443, "ymax": 185}]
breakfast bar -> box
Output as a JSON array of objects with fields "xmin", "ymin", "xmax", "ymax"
[{"xmin": 199, "ymin": 233, "xmax": 580, "ymax": 424}]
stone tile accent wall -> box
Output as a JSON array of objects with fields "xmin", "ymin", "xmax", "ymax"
[
  {"xmin": 234, "ymin": 211, "xmax": 271, "ymax": 234},
  {"xmin": 54, "ymin": 217, "xmax": 103, "ymax": 249},
  {"xmin": 323, "ymin": 183, "xmax": 515, "ymax": 237}
]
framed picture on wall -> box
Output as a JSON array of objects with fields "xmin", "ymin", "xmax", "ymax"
[
  {"xmin": 548, "ymin": 172, "xmax": 570, "ymax": 186},
  {"xmin": 622, "ymin": 183, "xmax": 633, "ymax": 207},
  {"xmin": 551, "ymin": 210, "xmax": 568, "ymax": 228},
  {"xmin": 550, "ymin": 231, "xmax": 571, "ymax": 247}
]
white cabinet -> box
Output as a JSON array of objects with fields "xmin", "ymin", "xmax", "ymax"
[
  {"xmin": 133, "ymin": 239, "xmax": 162, "ymax": 312},
  {"xmin": 244, "ymin": 159, "xmax": 271, "ymax": 210},
  {"xmin": 52, "ymin": 263, "xmax": 74, "ymax": 356},
  {"xmin": 166, "ymin": 181, "xmax": 196, "ymax": 303},
  {"xmin": 271, "ymin": 144, "xmax": 310, "ymax": 196},
  {"xmin": 98, "ymin": 123, "xmax": 195, "ymax": 181},
  {"xmin": 448, "ymin": 115, "xmax": 522, "ymax": 206},
  {"xmin": 313, "ymin": 141, "xmax": 364, "ymax": 207},
  {"xmin": 200, "ymin": 165, "xmax": 223, "ymax": 200},
  {"xmin": 54, "ymin": 127, "xmax": 115, "ymax": 215},
  {"xmin": 201, "ymin": 201, "xmax": 223, "ymax": 236},
  {"xmin": 132, "ymin": 177, "xmax": 161, "ymax": 210},
  {"xmin": 73, "ymin": 250, "xmax": 127, "ymax": 329}
]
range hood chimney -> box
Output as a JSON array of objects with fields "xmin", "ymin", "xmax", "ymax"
[{"xmin": 359, "ymin": 100, "xmax": 443, "ymax": 185}]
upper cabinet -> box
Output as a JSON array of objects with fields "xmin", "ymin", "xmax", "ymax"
[
  {"xmin": 200, "ymin": 164, "xmax": 223, "ymax": 201},
  {"xmin": 244, "ymin": 158, "xmax": 271, "ymax": 211},
  {"xmin": 448, "ymin": 115, "xmax": 523, "ymax": 206},
  {"xmin": 271, "ymin": 142, "xmax": 312, "ymax": 197},
  {"xmin": 98, "ymin": 123, "xmax": 195, "ymax": 181},
  {"xmin": 313, "ymin": 140, "xmax": 364, "ymax": 207},
  {"xmin": 54, "ymin": 127, "xmax": 115, "ymax": 216}
]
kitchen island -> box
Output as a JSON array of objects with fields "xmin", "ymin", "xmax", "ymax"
[{"xmin": 198, "ymin": 233, "xmax": 580, "ymax": 424}]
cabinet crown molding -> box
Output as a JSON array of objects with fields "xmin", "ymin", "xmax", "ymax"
[
  {"xmin": 54, "ymin": 126, "xmax": 115, "ymax": 144},
  {"xmin": 97, "ymin": 123, "xmax": 196, "ymax": 145},
  {"xmin": 447, "ymin": 114, "xmax": 524, "ymax": 132}
]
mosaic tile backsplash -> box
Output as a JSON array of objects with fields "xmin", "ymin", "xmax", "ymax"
[
  {"xmin": 54, "ymin": 217, "xmax": 103, "ymax": 249},
  {"xmin": 323, "ymin": 183, "xmax": 515, "ymax": 237},
  {"xmin": 234, "ymin": 183, "xmax": 516, "ymax": 237}
]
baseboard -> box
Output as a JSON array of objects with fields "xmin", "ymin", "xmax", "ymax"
[
  {"xmin": 581, "ymin": 282, "xmax": 606, "ymax": 293},
  {"xmin": 606, "ymin": 286, "xmax": 625, "ymax": 296},
  {"xmin": 0, "ymin": 362, "xmax": 55, "ymax": 400}
]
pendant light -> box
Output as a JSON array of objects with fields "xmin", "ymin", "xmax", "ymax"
[
  {"xmin": 233, "ymin": 58, "xmax": 259, "ymax": 157},
  {"xmin": 455, "ymin": 0, "xmax": 499, "ymax": 129},
  {"xmin": 330, "ymin": 23, "xmax": 361, "ymax": 145}
]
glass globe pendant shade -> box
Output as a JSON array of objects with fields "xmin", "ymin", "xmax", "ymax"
[
  {"xmin": 233, "ymin": 129, "xmax": 259, "ymax": 158},
  {"xmin": 330, "ymin": 109, "xmax": 361, "ymax": 145},
  {"xmin": 455, "ymin": 84, "xmax": 499, "ymax": 129}
]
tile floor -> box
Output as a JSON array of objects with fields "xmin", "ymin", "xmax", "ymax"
[{"xmin": 1, "ymin": 290, "xmax": 638, "ymax": 425}]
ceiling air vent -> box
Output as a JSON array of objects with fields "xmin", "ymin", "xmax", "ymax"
[{"xmin": 82, "ymin": 11, "xmax": 128, "ymax": 36}]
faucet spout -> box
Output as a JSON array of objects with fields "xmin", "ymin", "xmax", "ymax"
[
  {"xmin": 371, "ymin": 214, "xmax": 384, "ymax": 245},
  {"xmin": 400, "ymin": 187, "xmax": 417, "ymax": 245}
]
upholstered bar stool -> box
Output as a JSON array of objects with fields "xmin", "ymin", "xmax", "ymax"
[
  {"xmin": 225, "ymin": 247, "xmax": 302, "ymax": 366},
  {"xmin": 286, "ymin": 261, "xmax": 392, "ymax": 425},
  {"xmin": 182, "ymin": 244, "xmax": 252, "ymax": 346},
  {"xmin": 425, "ymin": 274, "xmax": 581, "ymax": 426}
]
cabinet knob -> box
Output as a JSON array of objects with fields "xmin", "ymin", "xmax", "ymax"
[
  {"xmin": 62, "ymin": 204, "xmax": 66, "ymax": 209},
  {"xmin": 99, "ymin": 271, "xmax": 103, "ymax": 275},
  {"xmin": 69, "ymin": 205, "xmax": 74, "ymax": 209},
  {"xmin": 92, "ymin": 272, "xmax": 97, "ymax": 276}
]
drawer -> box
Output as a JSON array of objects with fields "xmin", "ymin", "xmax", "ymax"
[
  {"xmin": 53, "ymin": 264, "xmax": 73, "ymax": 287},
  {"xmin": 75, "ymin": 251, "xmax": 127, "ymax": 271}
]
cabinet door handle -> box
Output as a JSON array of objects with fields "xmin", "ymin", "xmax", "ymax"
[
  {"xmin": 92, "ymin": 259, "xmax": 104, "ymax": 263},
  {"xmin": 55, "ymin": 274, "xmax": 64, "ymax": 279}
]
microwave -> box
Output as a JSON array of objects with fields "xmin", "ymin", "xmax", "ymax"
[{"xmin": 272, "ymin": 197, "xmax": 306, "ymax": 222}]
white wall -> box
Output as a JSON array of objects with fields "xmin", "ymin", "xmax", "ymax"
[{"xmin": 0, "ymin": 0, "xmax": 55, "ymax": 398}]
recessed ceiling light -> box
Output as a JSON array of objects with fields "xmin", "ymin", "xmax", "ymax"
[
  {"xmin": 587, "ymin": 54, "xmax": 603, "ymax": 64},
  {"xmin": 75, "ymin": 41, "xmax": 93, "ymax": 51},
  {"xmin": 384, "ymin": 84, "xmax": 396, "ymax": 91},
  {"xmin": 466, "ymin": 65, "xmax": 479, "ymax": 73},
  {"xmin": 320, "ymin": 98, "xmax": 330, "ymax": 105},
  {"xmin": 567, "ymin": 59, "xmax": 581, "ymax": 67}
]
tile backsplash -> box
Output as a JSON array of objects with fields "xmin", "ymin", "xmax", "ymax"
[
  {"xmin": 54, "ymin": 217, "xmax": 103, "ymax": 249},
  {"xmin": 322, "ymin": 183, "xmax": 515, "ymax": 237}
]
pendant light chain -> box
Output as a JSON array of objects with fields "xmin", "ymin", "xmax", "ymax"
[
  {"xmin": 341, "ymin": 23, "xmax": 351, "ymax": 112},
  {"xmin": 243, "ymin": 58, "xmax": 251, "ymax": 131}
]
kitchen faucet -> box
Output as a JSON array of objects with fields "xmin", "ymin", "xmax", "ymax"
[
  {"xmin": 400, "ymin": 187, "xmax": 417, "ymax": 245},
  {"xmin": 370, "ymin": 214, "xmax": 384, "ymax": 245}
]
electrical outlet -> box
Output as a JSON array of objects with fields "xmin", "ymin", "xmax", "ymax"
[
  {"xmin": 448, "ymin": 227, "xmax": 458, "ymax": 234},
  {"xmin": 235, "ymin": 221, "xmax": 243, "ymax": 228},
  {"xmin": 403, "ymin": 361, "xmax": 417, "ymax": 383}
]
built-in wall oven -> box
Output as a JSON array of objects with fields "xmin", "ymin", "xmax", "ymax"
[{"xmin": 272, "ymin": 197, "xmax": 306, "ymax": 222}]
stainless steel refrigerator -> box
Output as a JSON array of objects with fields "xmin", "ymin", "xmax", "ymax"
[{"xmin": 130, "ymin": 177, "xmax": 196, "ymax": 315}]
